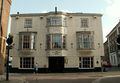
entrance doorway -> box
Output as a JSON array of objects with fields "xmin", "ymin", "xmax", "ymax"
[{"xmin": 49, "ymin": 57, "xmax": 64, "ymax": 72}]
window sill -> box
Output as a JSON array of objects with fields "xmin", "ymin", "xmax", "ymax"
[
  {"xmin": 77, "ymin": 48, "xmax": 95, "ymax": 50},
  {"xmin": 46, "ymin": 25, "xmax": 67, "ymax": 27},
  {"xmin": 78, "ymin": 68, "xmax": 94, "ymax": 69},
  {"xmin": 18, "ymin": 49, "xmax": 36, "ymax": 50},
  {"xmin": 45, "ymin": 48, "xmax": 68, "ymax": 50},
  {"xmin": 18, "ymin": 49, "xmax": 36, "ymax": 54},
  {"xmin": 19, "ymin": 68, "xmax": 34, "ymax": 69}
]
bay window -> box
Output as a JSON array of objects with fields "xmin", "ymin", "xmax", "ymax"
[
  {"xmin": 46, "ymin": 34, "xmax": 66, "ymax": 49},
  {"xmin": 47, "ymin": 17, "xmax": 66, "ymax": 26},
  {"xmin": 52, "ymin": 34, "xmax": 62, "ymax": 48},
  {"xmin": 19, "ymin": 32, "xmax": 36, "ymax": 50},
  {"xmin": 76, "ymin": 31, "xmax": 94, "ymax": 49}
]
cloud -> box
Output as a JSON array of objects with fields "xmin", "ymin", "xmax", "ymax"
[
  {"xmin": 105, "ymin": 0, "xmax": 113, "ymax": 4},
  {"xmin": 102, "ymin": 0, "xmax": 120, "ymax": 41},
  {"xmin": 105, "ymin": 0, "xmax": 120, "ymax": 18},
  {"xmin": 41, "ymin": 11, "xmax": 48, "ymax": 13}
]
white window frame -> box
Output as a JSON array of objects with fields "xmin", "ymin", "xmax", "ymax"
[
  {"xmin": 20, "ymin": 57, "xmax": 34, "ymax": 69},
  {"xmin": 19, "ymin": 32, "xmax": 36, "ymax": 50},
  {"xmin": 79, "ymin": 57, "xmax": 94, "ymax": 69},
  {"xmin": 24, "ymin": 18, "xmax": 32, "ymax": 28},
  {"xmin": 81, "ymin": 18, "xmax": 89, "ymax": 28},
  {"xmin": 77, "ymin": 31, "xmax": 94, "ymax": 49},
  {"xmin": 46, "ymin": 34, "xmax": 66, "ymax": 49},
  {"xmin": 47, "ymin": 17, "xmax": 66, "ymax": 26}
]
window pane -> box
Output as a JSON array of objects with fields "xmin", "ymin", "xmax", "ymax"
[
  {"xmin": 47, "ymin": 17, "xmax": 62, "ymax": 26},
  {"xmin": 46, "ymin": 35, "xmax": 51, "ymax": 49},
  {"xmin": 31, "ymin": 34, "xmax": 35, "ymax": 49},
  {"xmin": 46, "ymin": 34, "xmax": 66, "ymax": 49},
  {"xmin": 23, "ymin": 35, "xmax": 30, "ymax": 49},
  {"xmin": 20, "ymin": 57, "xmax": 34, "ymax": 68},
  {"xmin": 77, "ymin": 31, "xmax": 94, "ymax": 49},
  {"xmin": 63, "ymin": 18, "xmax": 67, "ymax": 26},
  {"xmin": 52, "ymin": 35, "xmax": 62, "ymax": 48},
  {"xmin": 81, "ymin": 18, "xmax": 88, "ymax": 27},
  {"xmin": 63, "ymin": 35, "xmax": 66, "ymax": 49},
  {"xmin": 19, "ymin": 32, "xmax": 36, "ymax": 50},
  {"xmin": 79, "ymin": 57, "xmax": 93, "ymax": 68},
  {"xmin": 24, "ymin": 19, "xmax": 32, "ymax": 28}
]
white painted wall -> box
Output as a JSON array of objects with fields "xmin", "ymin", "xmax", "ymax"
[{"xmin": 10, "ymin": 12, "xmax": 104, "ymax": 69}]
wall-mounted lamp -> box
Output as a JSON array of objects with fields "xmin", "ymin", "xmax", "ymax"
[
  {"xmin": 96, "ymin": 61, "xmax": 99, "ymax": 64},
  {"xmin": 98, "ymin": 43, "xmax": 100, "ymax": 48}
]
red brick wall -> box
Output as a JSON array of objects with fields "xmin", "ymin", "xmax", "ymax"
[{"xmin": 0, "ymin": 0, "xmax": 12, "ymax": 75}]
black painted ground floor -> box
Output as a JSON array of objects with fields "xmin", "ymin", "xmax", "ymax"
[
  {"xmin": 10, "ymin": 56, "xmax": 102, "ymax": 73},
  {"xmin": 9, "ymin": 67, "xmax": 102, "ymax": 73}
]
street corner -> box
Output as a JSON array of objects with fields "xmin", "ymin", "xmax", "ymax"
[{"xmin": 92, "ymin": 75, "xmax": 120, "ymax": 83}]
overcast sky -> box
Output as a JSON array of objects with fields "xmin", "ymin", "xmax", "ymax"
[{"xmin": 9, "ymin": 0, "xmax": 120, "ymax": 42}]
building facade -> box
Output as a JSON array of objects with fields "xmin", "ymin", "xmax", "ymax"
[
  {"xmin": 106, "ymin": 22, "xmax": 120, "ymax": 66},
  {"xmin": 0, "ymin": 0, "xmax": 12, "ymax": 74},
  {"xmin": 10, "ymin": 11, "xmax": 104, "ymax": 72},
  {"xmin": 103, "ymin": 40, "xmax": 109, "ymax": 62}
]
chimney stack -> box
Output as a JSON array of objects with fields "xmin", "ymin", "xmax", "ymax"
[{"xmin": 55, "ymin": 7, "xmax": 57, "ymax": 14}]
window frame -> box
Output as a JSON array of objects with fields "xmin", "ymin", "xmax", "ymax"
[
  {"xmin": 24, "ymin": 18, "xmax": 32, "ymax": 28},
  {"xmin": 20, "ymin": 57, "xmax": 34, "ymax": 69},
  {"xmin": 46, "ymin": 17, "xmax": 67, "ymax": 27},
  {"xmin": 81, "ymin": 18, "xmax": 89, "ymax": 28},
  {"xmin": 19, "ymin": 32, "xmax": 36, "ymax": 50},
  {"xmin": 76, "ymin": 31, "xmax": 94, "ymax": 50},
  {"xmin": 46, "ymin": 34, "xmax": 67, "ymax": 50},
  {"xmin": 79, "ymin": 57, "xmax": 94, "ymax": 69}
]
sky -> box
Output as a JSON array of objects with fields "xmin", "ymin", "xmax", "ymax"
[{"xmin": 9, "ymin": 0, "xmax": 120, "ymax": 42}]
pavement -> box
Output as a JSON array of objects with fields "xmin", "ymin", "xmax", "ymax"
[
  {"xmin": 92, "ymin": 75, "xmax": 120, "ymax": 83},
  {"xmin": 0, "ymin": 71, "xmax": 120, "ymax": 83}
]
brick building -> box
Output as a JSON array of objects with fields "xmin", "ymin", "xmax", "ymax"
[{"xmin": 0, "ymin": 0, "xmax": 12, "ymax": 74}]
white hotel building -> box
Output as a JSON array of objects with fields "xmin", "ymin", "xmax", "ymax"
[{"xmin": 10, "ymin": 11, "xmax": 104, "ymax": 72}]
